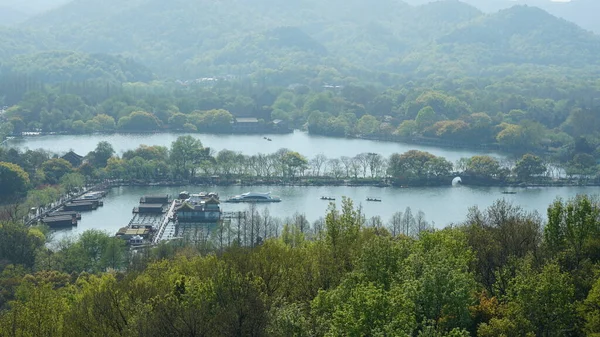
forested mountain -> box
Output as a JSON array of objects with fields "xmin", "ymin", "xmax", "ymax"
[
  {"xmin": 436, "ymin": 5, "xmax": 600, "ymax": 68},
  {"xmin": 4, "ymin": 51, "xmax": 154, "ymax": 83},
  {"xmin": 4, "ymin": 0, "xmax": 595, "ymax": 82}
]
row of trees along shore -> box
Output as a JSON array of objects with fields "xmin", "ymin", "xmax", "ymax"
[
  {"xmin": 1, "ymin": 194, "xmax": 600, "ymax": 335},
  {"xmin": 2, "ymin": 136, "xmax": 600, "ymax": 206},
  {"xmin": 1, "ymin": 76, "xmax": 600, "ymax": 160}
]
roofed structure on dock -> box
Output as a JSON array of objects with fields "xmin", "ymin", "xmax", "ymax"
[
  {"xmin": 42, "ymin": 215, "xmax": 77, "ymax": 227},
  {"xmin": 140, "ymin": 195, "xmax": 169, "ymax": 204},
  {"xmin": 116, "ymin": 226, "xmax": 152, "ymax": 239},
  {"xmin": 64, "ymin": 202, "xmax": 97, "ymax": 211},
  {"xmin": 135, "ymin": 203, "xmax": 165, "ymax": 214},
  {"xmin": 47, "ymin": 211, "xmax": 80, "ymax": 219},
  {"xmin": 61, "ymin": 150, "xmax": 84, "ymax": 167},
  {"xmin": 175, "ymin": 196, "xmax": 220, "ymax": 222}
]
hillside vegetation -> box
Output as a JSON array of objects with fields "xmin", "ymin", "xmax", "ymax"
[{"xmin": 1, "ymin": 0, "xmax": 595, "ymax": 81}]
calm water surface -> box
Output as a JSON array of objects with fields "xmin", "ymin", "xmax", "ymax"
[
  {"xmin": 8, "ymin": 132, "xmax": 586, "ymax": 241},
  {"xmin": 51, "ymin": 185, "xmax": 599, "ymax": 240},
  {"xmin": 6, "ymin": 131, "xmax": 505, "ymax": 162}
]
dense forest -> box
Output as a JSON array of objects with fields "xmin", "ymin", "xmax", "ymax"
[{"xmin": 1, "ymin": 0, "xmax": 600, "ymax": 79}]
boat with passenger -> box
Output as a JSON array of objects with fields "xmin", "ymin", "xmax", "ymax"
[
  {"xmin": 366, "ymin": 197, "xmax": 382, "ymax": 202},
  {"xmin": 320, "ymin": 196, "xmax": 335, "ymax": 201},
  {"xmin": 225, "ymin": 192, "xmax": 281, "ymax": 203}
]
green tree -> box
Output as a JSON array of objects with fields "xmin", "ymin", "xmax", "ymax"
[
  {"xmin": 60, "ymin": 172, "xmax": 85, "ymax": 194},
  {"xmin": 0, "ymin": 279, "xmax": 69, "ymax": 336},
  {"xmin": 170, "ymin": 135, "xmax": 207, "ymax": 179},
  {"xmin": 41, "ymin": 158, "xmax": 74, "ymax": 184},
  {"xmin": 387, "ymin": 150, "xmax": 451, "ymax": 179},
  {"xmin": 168, "ymin": 112, "xmax": 188, "ymax": 130},
  {"xmin": 0, "ymin": 222, "xmax": 45, "ymax": 268},
  {"xmin": 118, "ymin": 111, "xmax": 161, "ymax": 131},
  {"xmin": 91, "ymin": 114, "xmax": 116, "ymax": 132},
  {"xmin": 395, "ymin": 120, "xmax": 418, "ymax": 137},
  {"xmin": 544, "ymin": 195, "xmax": 600, "ymax": 264},
  {"xmin": 355, "ymin": 114, "xmax": 379, "ymax": 136},
  {"xmin": 87, "ymin": 141, "xmax": 115, "ymax": 168},
  {"xmin": 0, "ymin": 162, "xmax": 30, "ymax": 200},
  {"xmin": 409, "ymin": 230, "xmax": 477, "ymax": 332},
  {"xmin": 416, "ymin": 106, "xmax": 439, "ymax": 130},
  {"xmin": 311, "ymin": 279, "xmax": 416, "ymax": 336},
  {"xmin": 282, "ymin": 151, "xmax": 308, "ymax": 178},
  {"xmin": 465, "ymin": 155, "xmax": 501, "ymax": 179},
  {"xmin": 580, "ymin": 276, "xmax": 600, "ymax": 335},
  {"xmin": 506, "ymin": 261, "xmax": 576, "ymax": 336},
  {"xmin": 514, "ymin": 154, "xmax": 546, "ymax": 181}
]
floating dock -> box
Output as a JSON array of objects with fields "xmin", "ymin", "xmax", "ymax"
[
  {"xmin": 63, "ymin": 202, "xmax": 97, "ymax": 211},
  {"xmin": 133, "ymin": 204, "xmax": 165, "ymax": 214},
  {"xmin": 48, "ymin": 211, "xmax": 82, "ymax": 220},
  {"xmin": 42, "ymin": 215, "xmax": 77, "ymax": 228},
  {"xmin": 140, "ymin": 195, "xmax": 169, "ymax": 204},
  {"xmin": 121, "ymin": 192, "xmax": 244, "ymax": 245}
]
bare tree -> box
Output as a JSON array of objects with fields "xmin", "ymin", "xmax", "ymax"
[
  {"xmin": 350, "ymin": 157, "xmax": 361, "ymax": 179},
  {"xmin": 366, "ymin": 153, "xmax": 385, "ymax": 178},
  {"xmin": 388, "ymin": 211, "xmax": 403, "ymax": 237},
  {"xmin": 264, "ymin": 153, "xmax": 277, "ymax": 177},
  {"xmin": 355, "ymin": 153, "xmax": 370, "ymax": 178},
  {"xmin": 401, "ymin": 207, "xmax": 415, "ymax": 237},
  {"xmin": 340, "ymin": 156, "xmax": 353, "ymax": 178},
  {"xmin": 312, "ymin": 217, "xmax": 325, "ymax": 236},
  {"xmin": 272, "ymin": 218, "xmax": 282, "ymax": 238},
  {"xmin": 212, "ymin": 220, "xmax": 230, "ymax": 253},
  {"xmin": 287, "ymin": 212, "xmax": 309, "ymax": 234},
  {"xmin": 413, "ymin": 210, "xmax": 431, "ymax": 237},
  {"xmin": 310, "ymin": 153, "xmax": 328, "ymax": 177},
  {"xmin": 261, "ymin": 207, "xmax": 272, "ymax": 240},
  {"xmin": 247, "ymin": 203, "xmax": 260, "ymax": 247},
  {"xmin": 368, "ymin": 215, "xmax": 384, "ymax": 228},
  {"xmin": 328, "ymin": 158, "xmax": 344, "ymax": 179}
]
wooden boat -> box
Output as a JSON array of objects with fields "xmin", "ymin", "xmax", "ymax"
[
  {"xmin": 366, "ymin": 197, "xmax": 382, "ymax": 202},
  {"xmin": 320, "ymin": 196, "xmax": 335, "ymax": 201},
  {"xmin": 502, "ymin": 191, "xmax": 517, "ymax": 195}
]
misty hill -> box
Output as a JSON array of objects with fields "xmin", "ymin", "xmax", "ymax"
[
  {"xmin": 435, "ymin": 5, "xmax": 600, "ymax": 68},
  {"xmin": 405, "ymin": 0, "xmax": 600, "ymax": 33},
  {"xmin": 4, "ymin": 51, "xmax": 154, "ymax": 83},
  {"xmin": 0, "ymin": 0, "xmax": 70, "ymax": 15},
  {"xmin": 0, "ymin": 6, "xmax": 28, "ymax": 25},
  {"xmin": 0, "ymin": 27, "xmax": 57, "ymax": 60},
  {"xmin": 4, "ymin": 0, "xmax": 600, "ymax": 82}
]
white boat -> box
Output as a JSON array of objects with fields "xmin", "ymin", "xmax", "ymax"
[{"xmin": 225, "ymin": 192, "xmax": 281, "ymax": 203}]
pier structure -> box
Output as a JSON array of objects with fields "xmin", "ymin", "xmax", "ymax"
[
  {"xmin": 123, "ymin": 192, "xmax": 245, "ymax": 245},
  {"xmin": 153, "ymin": 199, "xmax": 177, "ymax": 244}
]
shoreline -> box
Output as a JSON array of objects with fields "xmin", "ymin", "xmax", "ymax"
[
  {"xmin": 4, "ymin": 129, "xmax": 524, "ymax": 156},
  {"xmin": 95, "ymin": 178, "xmax": 600, "ymax": 190}
]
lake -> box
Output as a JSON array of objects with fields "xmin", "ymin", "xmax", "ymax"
[
  {"xmin": 5, "ymin": 130, "xmax": 505, "ymax": 163},
  {"xmin": 6, "ymin": 132, "xmax": 585, "ymax": 241},
  {"xmin": 51, "ymin": 184, "xmax": 599, "ymax": 240}
]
